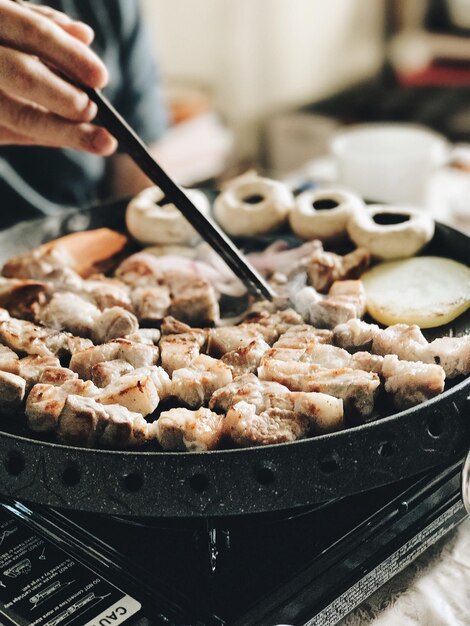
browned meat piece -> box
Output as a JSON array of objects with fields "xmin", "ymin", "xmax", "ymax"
[
  {"xmin": 26, "ymin": 379, "xmax": 99, "ymax": 432},
  {"xmin": 306, "ymin": 247, "xmax": 370, "ymax": 293},
  {"xmin": 32, "ymin": 292, "xmax": 138, "ymax": 343},
  {"xmin": 0, "ymin": 317, "xmax": 92, "ymax": 358},
  {"xmin": 221, "ymin": 337, "xmax": 270, "ymax": 377},
  {"xmin": 155, "ymin": 407, "xmax": 224, "ymax": 451},
  {"xmin": 99, "ymin": 404, "xmax": 150, "ymax": 448},
  {"xmin": 97, "ymin": 366, "xmax": 171, "ymax": 416},
  {"xmin": 57, "ymin": 395, "xmax": 109, "ymax": 446},
  {"xmin": 39, "ymin": 366, "xmax": 78, "ymax": 386},
  {"xmin": 243, "ymin": 307, "xmax": 304, "ymax": 334},
  {"xmin": 171, "ymin": 355, "xmax": 232, "ymax": 408},
  {"xmin": 258, "ymin": 359, "xmax": 379, "ymax": 420},
  {"xmin": 0, "ymin": 345, "xmax": 19, "ymax": 372},
  {"xmin": 334, "ymin": 319, "xmax": 380, "ymax": 352},
  {"xmin": 14, "ymin": 355, "xmax": 61, "ymax": 392},
  {"xmin": 0, "ymin": 371, "xmax": 26, "ymax": 413},
  {"xmin": 381, "ymin": 355, "xmax": 445, "ymax": 409},
  {"xmin": 70, "ymin": 338, "xmax": 159, "ymax": 380},
  {"xmin": 294, "ymin": 281, "xmax": 366, "ymax": 329},
  {"xmin": 131, "ymin": 285, "xmax": 171, "ymax": 321},
  {"xmin": 224, "ymin": 402, "xmax": 309, "ymax": 446},
  {"xmin": 372, "ymin": 324, "xmax": 429, "ymax": 362},
  {"xmin": 428, "ymin": 336, "xmax": 470, "ymax": 378},
  {"xmin": 2, "ymin": 245, "xmax": 75, "ymax": 280},
  {"xmin": 125, "ymin": 328, "xmax": 161, "ymax": 345},
  {"xmin": 92, "ymin": 306, "xmax": 139, "ymax": 343},
  {"xmin": 275, "ymin": 325, "xmax": 334, "ymax": 348},
  {"xmin": 209, "ymin": 373, "xmax": 292, "ymax": 413},
  {"xmin": 159, "ymin": 329, "xmax": 206, "ymax": 375},
  {"xmin": 169, "ymin": 279, "xmax": 219, "ymax": 326},
  {"xmin": 91, "ymin": 359, "xmax": 135, "ymax": 387},
  {"xmin": 0, "ymin": 277, "xmax": 51, "ymax": 320},
  {"xmin": 161, "ymin": 316, "xmax": 194, "ymax": 335},
  {"xmin": 80, "ymin": 276, "xmax": 132, "ymax": 311},
  {"xmin": 33, "ymin": 292, "xmax": 100, "ymax": 337},
  {"xmin": 209, "ymin": 373, "xmax": 344, "ymax": 435},
  {"xmin": 207, "ymin": 326, "xmax": 264, "ymax": 358}
]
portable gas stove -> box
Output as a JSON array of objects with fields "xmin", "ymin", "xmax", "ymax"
[{"xmin": 0, "ymin": 454, "xmax": 467, "ymax": 626}]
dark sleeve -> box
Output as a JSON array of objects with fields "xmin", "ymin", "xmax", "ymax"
[{"xmin": 110, "ymin": 0, "xmax": 169, "ymax": 144}]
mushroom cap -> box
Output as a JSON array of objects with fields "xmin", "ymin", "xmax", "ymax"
[
  {"xmin": 289, "ymin": 188, "xmax": 364, "ymax": 242},
  {"xmin": 214, "ymin": 177, "xmax": 294, "ymax": 236},
  {"xmin": 126, "ymin": 186, "xmax": 210, "ymax": 246},
  {"xmin": 347, "ymin": 205, "xmax": 435, "ymax": 259}
]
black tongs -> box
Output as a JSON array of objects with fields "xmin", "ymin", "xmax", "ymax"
[{"xmin": 11, "ymin": 0, "xmax": 275, "ymax": 301}]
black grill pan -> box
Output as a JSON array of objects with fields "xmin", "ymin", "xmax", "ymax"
[{"xmin": 0, "ymin": 200, "xmax": 468, "ymax": 517}]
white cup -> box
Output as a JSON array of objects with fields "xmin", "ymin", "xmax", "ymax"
[{"xmin": 330, "ymin": 123, "xmax": 450, "ymax": 205}]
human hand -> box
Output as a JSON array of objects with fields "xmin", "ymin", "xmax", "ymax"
[{"xmin": 0, "ymin": 0, "xmax": 117, "ymax": 155}]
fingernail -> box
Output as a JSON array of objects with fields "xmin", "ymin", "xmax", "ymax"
[
  {"xmin": 84, "ymin": 100, "xmax": 98, "ymax": 122},
  {"xmin": 76, "ymin": 22, "xmax": 95, "ymax": 41},
  {"xmin": 92, "ymin": 128, "xmax": 117, "ymax": 155}
]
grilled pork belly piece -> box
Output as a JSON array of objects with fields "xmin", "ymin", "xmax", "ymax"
[
  {"xmin": 225, "ymin": 401, "xmax": 309, "ymax": 446},
  {"xmin": 69, "ymin": 338, "xmax": 159, "ymax": 380},
  {"xmin": 306, "ymin": 247, "xmax": 370, "ymax": 293},
  {"xmin": 334, "ymin": 319, "xmax": 470, "ymax": 379},
  {"xmin": 210, "ymin": 373, "xmax": 344, "ymax": 434},
  {"xmin": 57, "ymin": 395, "xmax": 109, "ymax": 446},
  {"xmin": 171, "ymin": 355, "xmax": 232, "ymax": 408},
  {"xmin": 125, "ymin": 328, "xmax": 161, "ymax": 345},
  {"xmin": 0, "ymin": 317, "xmax": 92, "ymax": 358},
  {"xmin": 294, "ymin": 280, "xmax": 366, "ymax": 329},
  {"xmin": 221, "ymin": 337, "xmax": 270, "ymax": 377},
  {"xmin": 334, "ymin": 318, "xmax": 379, "ymax": 352},
  {"xmin": 0, "ymin": 371, "xmax": 26, "ymax": 413},
  {"xmin": 207, "ymin": 326, "xmax": 265, "ymax": 358},
  {"xmin": 131, "ymin": 285, "xmax": 171, "ymax": 322},
  {"xmin": 116, "ymin": 254, "xmax": 220, "ymax": 325},
  {"xmin": 169, "ymin": 279, "xmax": 219, "ymax": 327},
  {"xmin": 99, "ymin": 404, "xmax": 151, "ymax": 448},
  {"xmin": 258, "ymin": 359, "xmax": 379, "ymax": 420},
  {"xmin": 97, "ymin": 366, "xmax": 171, "ymax": 416},
  {"xmin": 26, "ymin": 379, "xmax": 99, "ymax": 432},
  {"xmin": 91, "ymin": 359, "xmax": 135, "ymax": 387},
  {"xmin": 210, "ymin": 374, "xmax": 294, "ymax": 413},
  {"xmin": 10, "ymin": 356, "xmax": 61, "ymax": 392},
  {"xmin": 274, "ymin": 324, "xmax": 334, "ymax": 348},
  {"xmin": 32, "ymin": 292, "xmax": 138, "ymax": 343},
  {"xmin": 155, "ymin": 407, "xmax": 224, "ymax": 451},
  {"xmin": 159, "ymin": 323, "xmax": 207, "ymax": 375},
  {"xmin": 0, "ymin": 277, "xmax": 51, "ymax": 320},
  {"xmin": 0, "ymin": 345, "xmax": 19, "ymax": 372},
  {"xmin": 39, "ymin": 366, "xmax": 78, "ymax": 386},
  {"xmin": 58, "ymin": 395, "xmax": 153, "ymax": 447},
  {"xmin": 381, "ymin": 355, "xmax": 445, "ymax": 410}
]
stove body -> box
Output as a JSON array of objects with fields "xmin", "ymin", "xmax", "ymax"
[{"xmin": 0, "ymin": 457, "xmax": 466, "ymax": 626}]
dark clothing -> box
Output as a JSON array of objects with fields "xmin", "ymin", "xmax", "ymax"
[{"xmin": 0, "ymin": 0, "xmax": 167, "ymax": 225}]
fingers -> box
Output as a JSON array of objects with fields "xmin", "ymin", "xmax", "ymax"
[
  {"xmin": 26, "ymin": 5, "xmax": 95, "ymax": 45},
  {"xmin": 0, "ymin": 91, "xmax": 118, "ymax": 155},
  {"xmin": 0, "ymin": 0, "xmax": 107, "ymax": 88},
  {"xmin": 0, "ymin": 46, "xmax": 97, "ymax": 122}
]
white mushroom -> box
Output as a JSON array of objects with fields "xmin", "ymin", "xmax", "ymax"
[
  {"xmin": 126, "ymin": 185, "xmax": 210, "ymax": 246},
  {"xmin": 289, "ymin": 188, "xmax": 364, "ymax": 242},
  {"xmin": 347, "ymin": 205, "xmax": 435, "ymax": 259},
  {"xmin": 214, "ymin": 175, "xmax": 294, "ymax": 236}
]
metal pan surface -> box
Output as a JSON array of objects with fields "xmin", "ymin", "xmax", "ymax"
[{"xmin": 0, "ymin": 200, "xmax": 468, "ymax": 517}]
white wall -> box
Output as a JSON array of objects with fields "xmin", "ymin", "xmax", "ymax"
[{"xmin": 142, "ymin": 0, "xmax": 386, "ymax": 158}]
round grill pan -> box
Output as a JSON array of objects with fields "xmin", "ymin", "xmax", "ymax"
[{"xmin": 0, "ymin": 201, "xmax": 468, "ymax": 518}]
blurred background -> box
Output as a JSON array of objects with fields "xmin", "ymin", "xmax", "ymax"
[{"xmin": 141, "ymin": 0, "xmax": 470, "ymax": 228}]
